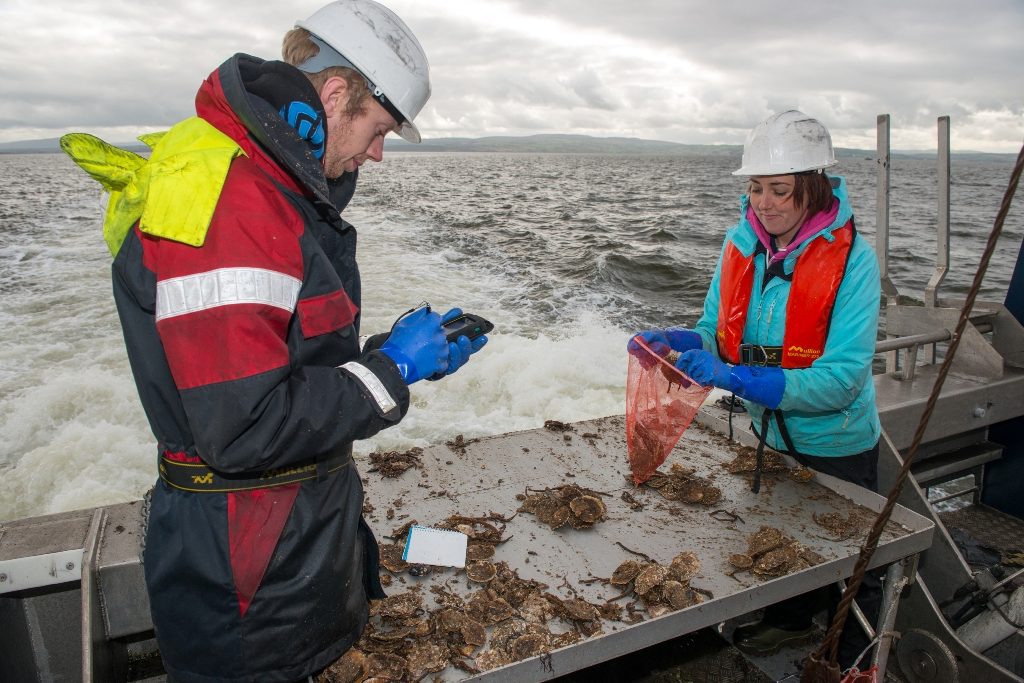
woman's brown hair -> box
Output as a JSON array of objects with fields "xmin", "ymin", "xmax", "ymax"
[{"xmin": 791, "ymin": 171, "xmax": 835, "ymax": 217}]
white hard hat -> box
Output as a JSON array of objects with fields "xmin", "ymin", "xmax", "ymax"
[
  {"xmin": 296, "ymin": 0, "xmax": 431, "ymax": 143},
  {"xmin": 733, "ymin": 110, "xmax": 838, "ymax": 176}
]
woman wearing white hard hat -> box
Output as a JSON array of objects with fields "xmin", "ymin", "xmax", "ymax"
[{"xmin": 629, "ymin": 110, "xmax": 882, "ymax": 668}]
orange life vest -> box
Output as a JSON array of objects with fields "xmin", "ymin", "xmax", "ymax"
[{"xmin": 716, "ymin": 221, "xmax": 855, "ymax": 368}]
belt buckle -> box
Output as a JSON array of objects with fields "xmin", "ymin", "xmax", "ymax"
[{"xmin": 740, "ymin": 344, "xmax": 769, "ymax": 366}]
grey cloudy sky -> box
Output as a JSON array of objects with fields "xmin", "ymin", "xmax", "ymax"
[{"xmin": 1, "ymin": 0, "xmax": 1022, "ymax": 151}]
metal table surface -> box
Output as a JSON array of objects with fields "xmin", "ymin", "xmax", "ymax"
[{"xmin": 358, "ymin": 412, "xmax": 934, "ymax": 682}]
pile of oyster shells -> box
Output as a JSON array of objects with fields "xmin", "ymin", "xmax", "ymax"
[
  {"xmin": 516, "ymin": 484, "xmax": 608, "ymax": 529},
  {"xmin": 728, "ymin": 525, "xmax": 824, "ymax": 578},
  {"xmin": 641, "ymin": 463, "xmax": 723, "ymax": 506},
  {"xmin": 608, "ymin": 551, "xmax": 706, "ymax": 618},
  {"xmin": 316, "ymin": 558, "xmax": 622, "ymax": 682}
]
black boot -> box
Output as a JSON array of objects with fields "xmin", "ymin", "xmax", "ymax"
[{"xmin": 732, "ymin": 620, "xmax": 816, "ymax": 656}]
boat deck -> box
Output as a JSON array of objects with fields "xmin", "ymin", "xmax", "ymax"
[{"xmin": 356, "ymin": 412, "xmax": 933, "ymax": 681}]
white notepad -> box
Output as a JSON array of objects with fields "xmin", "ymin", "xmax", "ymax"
[{"xmin": 402, "ymin": 525, "xmax": 468, "ymax": 568}]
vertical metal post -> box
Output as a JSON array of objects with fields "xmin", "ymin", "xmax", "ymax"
[
  {"xmin": 925, "ymin": 116, "xmax": 951, "ymax": 310},
  {"xmin": 81, "ymin": 508, "xmax": 109, "ymax": 683},
  {"xmin": 923, "ymin": 117, "xmax": 951, "ymax": 363},
  {"xmin": 877, "ymin": 114, "xmax": 898, "ymax": 300},
  {"xmin": 877, "ymin": 114, "xmax": 900, "ymax": 374},
  {"xmin": 872, "ymin": 559, "xmax": 910, "ymax": 678}
]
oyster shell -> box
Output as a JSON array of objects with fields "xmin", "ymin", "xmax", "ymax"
[
  {"xmin": 466, "ymin": 591, "xmax": 516, "ymax": 625},
  {"xmin": 378, "ymin": 544, "xmax": 410, "ymax": 573},
  {"xmin": 747, "ymin": 526, "xmax": 787, "ymax": 557},
  {"xmin": 559, "ymin": 597, "xmax": 600, "ymax": 622},
  {"xmin": 436, "ymin": 609, "xmax": 486, "ymax": 647},
  {"xmin": 466, "ymin": 560, "xmax": 497, "ymax": 583},
  {"xmin": 729, "ymin": 553, "xmax": 754, "ymax": 570},
  {"xmin": 317, "ymin": 648, "xmax": 366, "ymax": 683},
  {"xmin": 374, "ymin": 590, "xmax": 422, "ymax": 620},
  {"xmin": 405, "ymin": 640, "xmax": 449, "ymax": 681},
  {"xmin": 753, "ymin": 545, "xmax": 799, "ymax": 577},
  {"xmin": 668, "ymin": 552, "xmax": 700, "ymax": 582},
  {"xmin": 610, "ymin": 559, "xmax": 643, "ymax": 585},
  {"xmin": 364, "ymin": 652, "xmax": 406, "ymax": 680},
  {"xmin": 474, "ymin": 648, "xmax": 510, "ymax": 672},
  {"xmin": 466, "ymin": 542, "xmax": 496, "ymax": 561},
  {"xmin": 662, "ymin": 580, "xmax": 699, "ymax": 610},
  {"xmin": 634, "ymin": 564, "xmax": 670, "ymax": 596},
  {"xmin": 509, "ymin": 632, "xmax": 549, "ymax": 659},
  {"xmin": 547, "ymin": 505, "xmax": 571, "ymax": 529},
  {"xmin": 569, "ymin": 495, "xmax": 607, "ymax": 523}
]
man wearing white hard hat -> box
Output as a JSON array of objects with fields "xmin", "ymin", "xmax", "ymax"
[
  {"xmin": 629, "ymin": 110, "xmax": 882, "ymax": 668},
  {"xmin": 61, "ymin": 2, "xmax": 487, "ymax": 681}
]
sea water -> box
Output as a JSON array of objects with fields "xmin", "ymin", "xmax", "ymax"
[{"xmin": 0, "ymin": 151, "xmax": 1020, "ymax": 521}]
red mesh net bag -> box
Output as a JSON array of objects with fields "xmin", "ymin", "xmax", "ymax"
[
  {"xmin": 842, "ymin": 666, "xmax": 879, "ymax": 683},
  {"xmin": 626, "ymin": 337, "xmax": 712, "ymax": 485}
]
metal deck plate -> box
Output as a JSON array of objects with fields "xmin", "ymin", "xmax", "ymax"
[
  {"xmin": 939, "ymin": 504, "xmax": 1024, "ymax": 558},
  {"xmin": 359, "ymin": 412, "xmax": 934, "ymax": 682}
]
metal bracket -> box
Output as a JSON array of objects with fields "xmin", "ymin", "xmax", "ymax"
[{"xmin": 0, "ymin": 547, "xmax": 83, "ymax": 594}]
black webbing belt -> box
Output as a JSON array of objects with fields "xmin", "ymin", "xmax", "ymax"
[
  {"xmin": 739, "ymin": 344, "xmax": 783, "ymax": 367},
  {"xmin": 159, "ymin": 448, "xmax": 351, "ymax": 493}
]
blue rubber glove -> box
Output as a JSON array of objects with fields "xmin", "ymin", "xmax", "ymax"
[
  {"xmin": 627, "ymin": 335, "xmax": 670, "ymax": 369},
  {"xmin": 627, "ymin": 328, "xmax": 704, "ymax": 355},
  {"xmin": 428, "ymin": 308, "xmax": 489, "ymax": 380},
  {"xmin": 675, "ymin": 349, "xmax": 785, "ymax": 409},
  {"xmin": 380, "ymin": 306, "xmax": 448, "ymax": 384}
]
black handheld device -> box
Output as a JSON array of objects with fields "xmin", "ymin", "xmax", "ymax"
[{"xmin": 442, "ymin": 313, "xmax": 494, "ymax": 343}]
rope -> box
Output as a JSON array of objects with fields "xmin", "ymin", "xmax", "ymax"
[{"xmin": 804, "ymin": 139, "xmax": 1024, "ymax": 677}]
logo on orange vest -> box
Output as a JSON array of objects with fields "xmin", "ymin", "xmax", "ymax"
[
  {"xmin": 192, "ymin": 473, "xmax": 214, "ymax": 485},
  {"xmin": 787, "ymin": 345, "xmax": 822, "ymax": 358}
]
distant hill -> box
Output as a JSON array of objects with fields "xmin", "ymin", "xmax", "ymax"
[
  {"xmin": 0, "ymin": 137, "xmax": 149, "ymax": 155},
  {"xmin": 0, "ymin": 133, "xmax": 1014, "ymax": 162},
  {"xmin": 385, "ymin": 135, "xmax": 1016, "ymax": 162},
  {"xmin": 383, "ymin": 133, "xmax": 739, "ymax": 155}
]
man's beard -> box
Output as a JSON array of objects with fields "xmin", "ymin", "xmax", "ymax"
[
  {"xmin": 322, "ymin": 108, "xmax": 360, "ymax": 180},
  {"xmin": 323, "ymin": 155, "xmax": 344, "ymax": 180}
]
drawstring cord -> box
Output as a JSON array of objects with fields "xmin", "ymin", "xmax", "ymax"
[{"xmin": 752, "ymin": 410, "xmax": 770, "ymax": 494}]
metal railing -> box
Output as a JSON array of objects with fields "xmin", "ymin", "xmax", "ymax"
[{"xmin": 874, "ymin": 323, "xmax": 993, "ymax": 380}]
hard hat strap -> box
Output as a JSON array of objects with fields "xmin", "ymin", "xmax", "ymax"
[{"xmin": 297, "ymin": 34, "xmax": 406, "ymax": 126}]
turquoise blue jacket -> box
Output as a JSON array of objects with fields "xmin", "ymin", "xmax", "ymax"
[{"xmin": 694, "ymin": 176, "xmax": 882, "ymax": 457}]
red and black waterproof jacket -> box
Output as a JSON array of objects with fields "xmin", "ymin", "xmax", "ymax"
[{"xmin": 115, "ymin": 54, "xmax": 406, "ymax": 683}]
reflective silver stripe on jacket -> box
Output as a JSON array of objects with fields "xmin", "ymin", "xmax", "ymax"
[
  {"xmin": 156, "ymin": 268, "xmax": 302, "ymax": 321},
  {"xmin": 339, "ymin": 362, "xmax": 398, "ymax": 414}
]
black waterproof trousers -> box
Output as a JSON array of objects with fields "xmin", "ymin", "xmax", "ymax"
[{"xmin": 760, "ymin": 441, "xmax": 883, "ymax": 670}]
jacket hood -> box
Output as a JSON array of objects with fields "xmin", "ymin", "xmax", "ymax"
[
  {"xmin": 199, "ymin": 53, "xmax": 358, "ymax": 213},
  {"xmin": 729, "ymin": 175, "xmax": 853, "ymax": 268}
]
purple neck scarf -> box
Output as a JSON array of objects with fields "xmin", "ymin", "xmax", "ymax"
[{"xmin": 747, "ymin": 199, "xmax": 839, "ymax": 264}]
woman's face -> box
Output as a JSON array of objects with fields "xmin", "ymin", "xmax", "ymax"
[{"xmin": 748, "ymin": 175, "xmax": 808, "ymax": 247}]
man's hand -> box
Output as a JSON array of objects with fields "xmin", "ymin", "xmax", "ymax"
[
  {"xmin": 428, "ymin": 308, "xmax": 488, "ymax": 380},
  {"xmin": 380, "ymin": 306, "xmax": 448, "ymax": 384}
]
